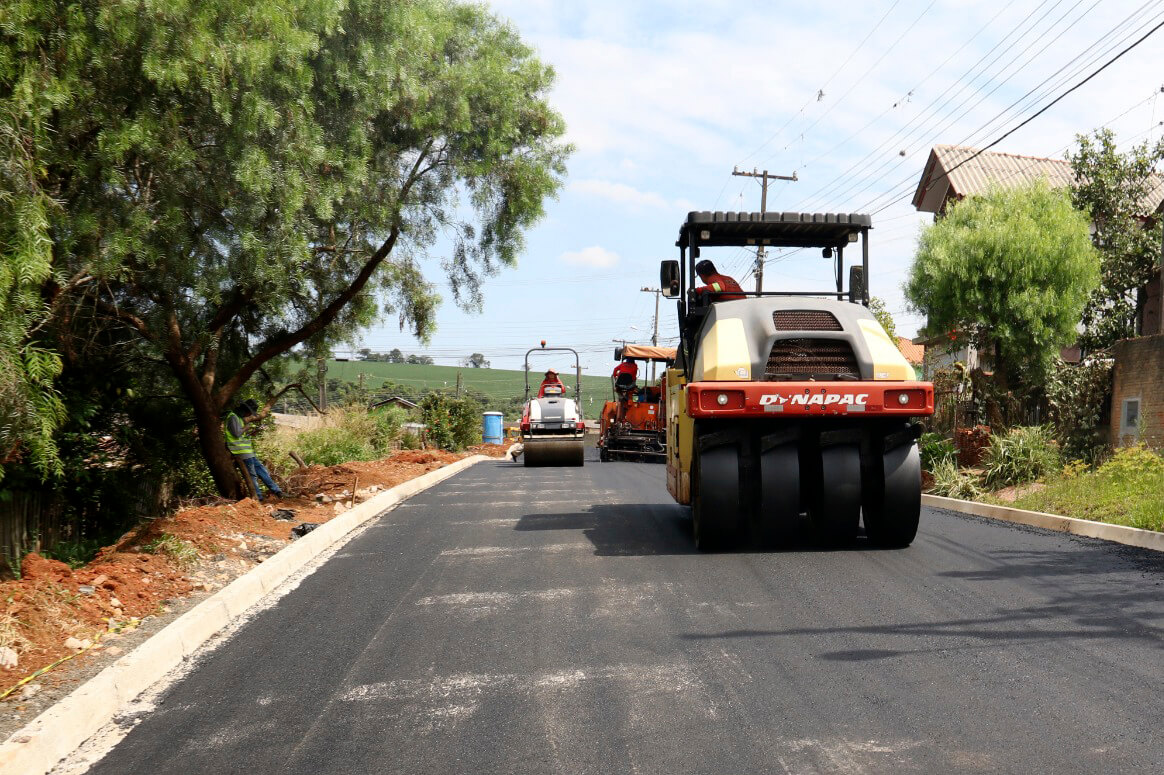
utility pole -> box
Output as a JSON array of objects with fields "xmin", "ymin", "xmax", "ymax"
[
  {"xmin": 731, "ymin": 167, "xmax": 797, "ymax": 293},
  {"xmin": 455, "ymin": 370, "xmax": 463, "ymax": 398},
  {"xmin": 640, "ymin": 286, "xmax": 661, "ymax": 381}
]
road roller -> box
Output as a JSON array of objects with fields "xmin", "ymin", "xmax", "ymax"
[
  {"xmin": 519, "ymin": 343, "xmax": 586, "ymax": 467},
  {"xmin": 660, "ymin": 211, "xmax": 934, "ymax": 550}
]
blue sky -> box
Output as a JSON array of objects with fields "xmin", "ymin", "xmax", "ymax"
[{"xmin": 352, "ymin": 0, "xmax": 1164, "ymax": 375}]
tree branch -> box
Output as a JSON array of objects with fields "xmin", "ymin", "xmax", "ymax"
[{"xmin": 214, "ymin": 142, "xmax": 435, "ymax": 405}]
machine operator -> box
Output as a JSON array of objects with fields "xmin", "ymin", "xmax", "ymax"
[{"xmin": 693, "ymin": 260, "xmax": 746, "ymax": 302}]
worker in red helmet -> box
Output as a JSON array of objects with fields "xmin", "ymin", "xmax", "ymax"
[
  {"xmin": 694, "ymin": 259, "xmax": 745, "ymax": 302},
  {"xmin": 612, "ymin": 358, "xmax": 638, "ymax": 393},
  {"xmin": 537, "ymin": 369, "xmax": 565, "ymax": 398}
]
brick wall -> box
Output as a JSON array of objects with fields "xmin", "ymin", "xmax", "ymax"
[{"xmin": 1110, "ymin": 334, "xmax": 1164, "ymax": 448}]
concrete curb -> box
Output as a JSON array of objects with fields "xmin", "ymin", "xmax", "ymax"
[
  {"xmin": 0, "ymin": 455, "xmax": 491, "ymax": 775},
  {"xmin": 922, "ymin": 494, "xmax": 1164, "ymax": 553}
]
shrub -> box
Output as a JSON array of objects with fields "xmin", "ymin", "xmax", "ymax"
[
  {"xmin": 294, "ymin": 427, "xmax": 376, "ymax": 467},
  {"xmin": 1046, "ymin": 358, "xmax": 1112, "ymax": 462},
  {"xmin": 264, "ymin": 405, "xmax": 404, "ymax": 470},
  {"xmin": 420, "ymin": 392, "xmax": 456, "ymax": 450},
  {"xmin": 929, "ymin": 459, "xmax": 984, "ymax": 500},
  {"xmin": 919, "ymin": 432, "xmax": 956, "ymax": 471},
  {"xmin": 420, "ymin": 392, "xmax": 481, "ymax": 451},
  {"xmin": 983, "ymin": 425, "xmax": 1061, "ymax": 488},
  {"xmin": 1097, "ymin": 444, "xmax": 1164, "ymax": 480}
]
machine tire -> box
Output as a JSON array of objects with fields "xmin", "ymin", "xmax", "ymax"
[
  {"xmin": 691, "ymin": 442, "xmax": 740, "ymax": 551},
  {"xmin": 599, "ymin": 446, "xmax": 610, "ymax": 462},
  {"xmin": 862, "ymin": 442, "xmax": 921, "ymax": 547},
  {"xmin": 756, "ymin": 442, "xmax": 799, "ymax": 548},
  {"xmin": 809, "ymin": 444, "xmax": 861, "ymax": 544}
]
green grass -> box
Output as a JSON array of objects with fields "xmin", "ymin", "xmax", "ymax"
[
  {"xmin": 326, "ymin": 360, "xmax": 618, "ymax": 404},
  {"xmin": 1009, "ymin": 447, "xmax": 1164, "ymax": 532}
]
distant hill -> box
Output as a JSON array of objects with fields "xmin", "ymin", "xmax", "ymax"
[{"xmin": 325, "ymin": 360, "xmax": 617, "ymax": 416}]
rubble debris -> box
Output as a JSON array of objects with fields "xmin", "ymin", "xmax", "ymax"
[{"xmin": 291, "ymin": 523, "xmax": 321, "ymax": 539}]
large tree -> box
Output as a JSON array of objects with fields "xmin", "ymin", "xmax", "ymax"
[
  {"xmin": 1068, "ymin": 129, "xmax": 1164, "ymax": 350},
  {"xmin": 3, "ymin": 1, "xmax": 568, "ymax": 494},
  {"xmin": 905, "ymin": 181, "xmax": 1099, "ymax": 392}
]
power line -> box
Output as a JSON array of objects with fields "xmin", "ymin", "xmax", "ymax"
[
  {"xmin": 866, "ymin": 18, "xmax": 1164, "ymax": 217},
  {"xmin": 799, "ymin": 0, "xmax": 1098, "ymax": 210}
]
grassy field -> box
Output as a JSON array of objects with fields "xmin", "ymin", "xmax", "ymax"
[{"xmin": 326, "ymin": 360, "xmax": 617, "ymax": 403}]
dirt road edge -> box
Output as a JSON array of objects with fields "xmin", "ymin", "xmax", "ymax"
[{"xmin": 0, "ymin": 455, "xmax": 490, "ymax": 775}]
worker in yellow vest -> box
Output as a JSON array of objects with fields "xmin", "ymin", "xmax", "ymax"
[{"xmin": 224, "ymin": 399, "xmax": 284, "ymax": 501}]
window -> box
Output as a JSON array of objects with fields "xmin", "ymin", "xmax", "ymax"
[{"xmin": 1120, "ymin": 398, "xmax": 1141, "ymax": 441}]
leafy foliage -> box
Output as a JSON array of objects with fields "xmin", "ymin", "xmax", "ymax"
[
  {"xmin": 265, "ymin": 405, "xmax": 405, "ymax": 470},
  {"xmin": 1068, "ymin": 130, "xmax": 1164, "ymax": 350},
  {"xmin": 2, "ymin": 0, "xmax": 569, "ymax": 495},
  {"xmin": 919, "ymin": 432, "xmax": 956, "ymax": 471},
  {"xmin": 906, "ymin": 181, "xmax": 1099, "ymax": 390},
  {"xmin": 420, "ymin": 391, "xmax": 481, "ymax": 451},
  {"xmin": 982, "ymin": 425, "xmax": 1061, "ymax": 488},
  {"xmin": 1097, "ymin": 444, "xmax": 1164, "ymax": 480},
  {"xmin": 1045, "ymin": 358, "xmax": 1112, "ymax": 462},
  {"xmin": 928, "ymin": 459, "xmax": 984, "ymax": 500},
  {"xmin": 867, "ymin": 297, "xmax": 897, "ymax": 342}
]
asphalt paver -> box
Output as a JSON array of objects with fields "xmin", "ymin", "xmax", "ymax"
[{"xmin": 79, "ymin": 455, "xmax": 1164, "ymax": 774}]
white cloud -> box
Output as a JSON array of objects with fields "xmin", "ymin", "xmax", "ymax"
[
  {"xmin": 571, "ymin": 179, "xmax": 667, "ymax": 208},
  {"xmin": 559, "ymin": 246, "xmax": 620, "ymax": 267}
]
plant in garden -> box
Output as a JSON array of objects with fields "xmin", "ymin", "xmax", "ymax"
[
  {"xmin": 919, "ymin": 432, "xmax": 956, "ymax": 471},
  {"xmin": 1097, "ymin": 444, "xmax": 1164, "ymax": 480},
  {"xmin": 1068, "ymin": 129, "xmax": 1164, "ymax": 349},
  {"xmin": 1045, "ymin": 358, "xmax": 1112, "ymax": 462},
  {"xmin": 906, "ymin": 181, "xmax": 1099, "ymax": 393},
  {"xmin": 929, "ymin": 459, "xmax": 984, "ymax": 500},
  {"xmin": 983, "ymin": 426, "xmax": 1062, "ymax": 488}
]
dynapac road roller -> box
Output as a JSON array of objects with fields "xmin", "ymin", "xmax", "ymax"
[
  {"xmin": 660, "ymin": 211, "xmax": 933, "ymax": 550},
  {"xmin": 519, "ymin": 344, "xmax": 586, "ymax": 467}
]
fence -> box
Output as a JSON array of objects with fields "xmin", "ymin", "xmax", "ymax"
[{"xmin": 0, "ymin": 472, "xmax": 175, "ymax": 580}]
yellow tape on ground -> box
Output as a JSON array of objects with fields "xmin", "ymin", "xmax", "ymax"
[{"xmin": 0, "ymin": 617, "xmax": 141, "ymax": 701}]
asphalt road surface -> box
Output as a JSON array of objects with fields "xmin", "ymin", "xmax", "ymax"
[{"xmin": 80, "ymin": 454, "xmax": 1163, "ymax": 774}]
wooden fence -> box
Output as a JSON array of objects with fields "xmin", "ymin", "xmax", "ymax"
[{"xmin": 0, "ymin": 473, "xmax": 175, "ymax": 580}]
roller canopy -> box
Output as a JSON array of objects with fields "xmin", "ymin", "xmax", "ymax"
[
  {"xmin": 615, "ymin": 344, "xmax": 677, "ymax": 362},
  {"xmin": 678, "ymin": 211, "xmax": 871, "ymax": 249}
]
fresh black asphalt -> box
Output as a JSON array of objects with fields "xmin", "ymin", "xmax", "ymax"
[{"xmin": 84, "ymin": 455, "xmax": 1164, "ymax": 774}]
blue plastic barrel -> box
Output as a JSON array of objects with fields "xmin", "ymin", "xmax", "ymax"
[{"xmin": 482, "ymin": 412, "xmax": 504, "ymax": 444}]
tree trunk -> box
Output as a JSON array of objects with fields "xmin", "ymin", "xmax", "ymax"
[
  {"xmin": 166, "ymin": 349, "xmax": 243, "ymax": 498},
  {"xmin": 192, "ymin": 398, "xmax": 244, "ymax": 498}
]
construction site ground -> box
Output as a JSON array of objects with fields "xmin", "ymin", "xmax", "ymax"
[{"xmin": 0, "ymin": 445, "xmax": 507, "ymax": 739}]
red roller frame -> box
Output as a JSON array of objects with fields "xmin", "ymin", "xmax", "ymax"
[{"xmin": 686, "ymin": 381, "xmax": 934, "ymax": 418}]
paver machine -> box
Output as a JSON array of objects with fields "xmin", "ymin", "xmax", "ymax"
[
  {"xmin": 597, "ymin": 344, "xmax": 675, "ymax": 462},
  {"xmin": 660, "ymin": 211, "xmax": 934, "ymax": 550},
  {"xmin": 519, "ymin": 343, "xmax": 586, "ymax": 467}
]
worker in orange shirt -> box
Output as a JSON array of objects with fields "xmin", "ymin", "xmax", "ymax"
[
  {"xmin": 612, "ymin": 358, "xmax": 638, "ymax": 393},
  {"xmin": 694, "ymin": 260, "xmax": 745, "ymax": 302},
  {"xmin": 537, "ymin": 369, "xmax": 566, "ymax": 397}
]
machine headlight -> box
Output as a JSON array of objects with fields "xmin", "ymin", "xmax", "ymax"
[
  {"xmin": 897, "ymin": 393, "xmax": 910, "ymax": 405},
  {"xmin": 717, "ymin": 393, "xmax": 729, "ymax": 406}
]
